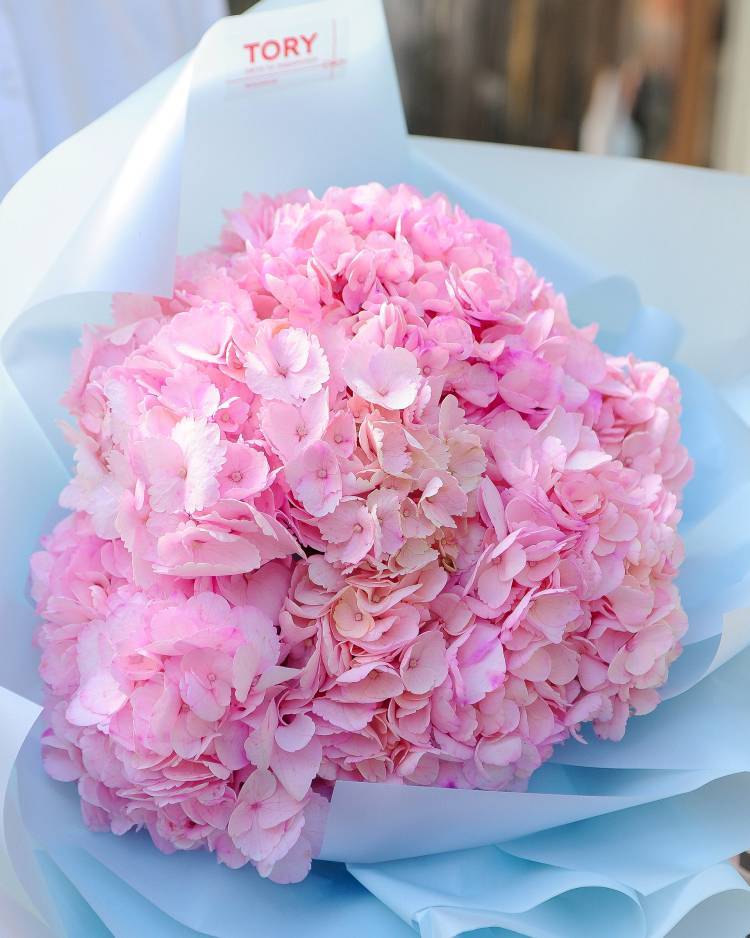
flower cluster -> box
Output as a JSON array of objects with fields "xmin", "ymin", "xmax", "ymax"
[{"xmin": 33, "ymin": 184, "xmax": 691, "ymax": 882}]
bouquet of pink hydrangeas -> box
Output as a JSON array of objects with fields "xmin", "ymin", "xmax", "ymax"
[
  {"xmin": 4, "ymin": 2, "xmax": 750, "ymax": 935},
  {"xmin": 33, "ymin": 183, "xmax": 691, "ymax": 883}
]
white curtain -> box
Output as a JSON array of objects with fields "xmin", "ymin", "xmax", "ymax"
[{"xmin": 0, "ymin": 0, "xmax": 226, "ymax": 198}]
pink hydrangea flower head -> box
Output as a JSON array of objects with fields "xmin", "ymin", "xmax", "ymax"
[{"xmin": 33, "ymin": 184, "xmax": 691, "ymax": 883}]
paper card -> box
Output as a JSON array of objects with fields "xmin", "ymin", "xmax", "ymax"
[{"xmin": 178, "ymin": 0, "xmax": 408, "ymax": 252}]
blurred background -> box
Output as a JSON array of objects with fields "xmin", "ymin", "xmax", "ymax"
[
  {"xmin": 240, "ymin": 0, "xmax": 750, "ymax": 171},
  {"xmin": 381, "ymin": 0, "xmax": 734, "ymax": 167},
  {"xmin": 2, "ymin": 0, "xmax": 749, "ymax": 200}
]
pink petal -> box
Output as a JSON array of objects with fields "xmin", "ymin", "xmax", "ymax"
[
  {"xmin": 527, "ymin": 591, "xmax": 580, "ymax": 642},
  {"xmin": 609, "ymin": 585, "xmax": 654, "ymax": 629},
  {"xmin": 275, "ymin": 714, "xmax": 316, "ymax": 753},
  {"xmin": 271, "ymin": 737, "xmax": 322, "ymax": 801}
]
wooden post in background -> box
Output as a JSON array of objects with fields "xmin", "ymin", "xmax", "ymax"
[
  {"xmin": 663, "ymin": 0, "xmax": 723, "ymax": 166},
  {"xmin": 712, "ymin": 0, "xmax": 750, "ymax": 174}
]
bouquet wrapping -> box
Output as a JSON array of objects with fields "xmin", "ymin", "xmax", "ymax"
[{"xmin": 3, "ymin": 1, "xmax": 750, "ymax": 935}]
